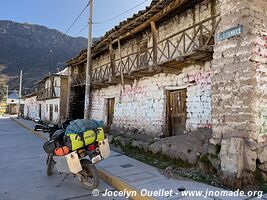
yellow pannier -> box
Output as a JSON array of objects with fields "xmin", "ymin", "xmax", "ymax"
[{"xmin": 65, "ymin": 127, "xmax": 105, "ymax": 151}]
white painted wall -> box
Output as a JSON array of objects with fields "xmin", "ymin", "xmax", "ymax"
[
  {"xmin": 7, "ymin": 98, "xmax": 25, "ymax": 105},
  {"xmin": 44, "ymin": 76, "xmax": 61, "ymax": 97},
  {"xmin": 24, "ymin": 95, "xmax": 39, "ymax": 120},
  {"xmin": 90, "ymin": 62, "xmax": 212, "ymax": 136},
  {"xmin": 39, "ymin": 98, "xmax": 60, "ymax": 124}
]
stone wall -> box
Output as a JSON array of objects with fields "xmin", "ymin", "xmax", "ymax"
[
  {"xmin": 252, "ymin": 0, "xmax": 267, "ymax": 184},
  {"xmin": 210, "ymin": 0, "xmax": 267, "ymax": 187},
  {"xmin": 255, "ymin": 35, "xmax": 267, "ymax": 135},
  {"xmin": 92, "ymin": 53, "xmax": 110, "ymax": 68},
  {"xmin": 90, "ymin": 61, "xmax": 212, "ymax": 136}
]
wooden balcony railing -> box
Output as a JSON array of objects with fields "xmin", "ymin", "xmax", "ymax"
[
  {"xmin": 156, "ymin": 15, "xmax": 220, "ymax": 63},
  {"xmin": 71, "ymin": 14, "xmax": 220, "ymax": 87},
  {"xmin": 92, "ymin": 62, "xmax": 111, "ymax": 82},
  {"xmin": 114, "ymin": 47, "xmax": 154, "ymax": 75},
  {"xmin": 72, "ymin": 73, "xmax": 86, "ymax": 86}
]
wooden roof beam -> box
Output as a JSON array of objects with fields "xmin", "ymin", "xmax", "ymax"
[
  {"xmin": 109, "ymin": 77, "xmax": 134, "ymax": 85},
  {"xmin": 93, "ymin": 0, "xmax": 188, "ymax": 51},
  {"xmin": 113, "ymin": 0, "xmax": 189, "ymax": 43}
]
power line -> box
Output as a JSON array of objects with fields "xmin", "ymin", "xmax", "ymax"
[
  {"xmin": 2, "ymin": 2, "xmax": 91, "ymax": 96},
  {"xmin": 76, "ymin": 24, "xmax": 89, "ymax": 36},
  {"xmin": 95, "ymin": 0, "xmax": 150, "ymax": 24},
  {"xmin": 52, "ymin": 2, "xmax": 90, "ymax": 49},
  {"xmin": 75, "ymin": 0, "xmax": 150, "ymax": 35},
  {"xmin": 22, "ymin": 2, "xmax": 89, "ymax": 53},
  {"xmin": 63, "ymin": 2, "xmax": 90, "ymax": 36}
]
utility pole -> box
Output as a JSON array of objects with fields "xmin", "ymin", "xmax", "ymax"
[
  {"xmin": 84, "ymin": 0, "xmax": 93, "ymax": 120},
  {"xmin": 17, "ymin": 70, "xmax": 22, "ymax": 119}
]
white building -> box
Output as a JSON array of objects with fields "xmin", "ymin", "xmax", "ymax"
[
  {"xmin": 6, "ymin": 90, "xmax": 25, "ymax": 114},
  {"xmin": 23, "ymin": 93, "xmax": 39, "ymax": 120},
  {"xmin": 36, "ymin": 74, "xmax": 68, "ymax": 124}
]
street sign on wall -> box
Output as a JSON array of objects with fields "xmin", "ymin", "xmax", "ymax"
[{"xmin": 216, "ymin": 25, "xmax": 244, "ymax": 41}]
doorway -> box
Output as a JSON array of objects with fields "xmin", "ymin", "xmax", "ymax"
[
  {"xmin": 106, "ymin": 98, "xmax": 115, "ymax": 127},
  {"xmin": 166, "ymin": 89, "xmax": 187, "ymax": 136},
  {"xmin": 49, "ymin": 104, "xmax": 53, "ymax": 122},
  {"xmin": 69, "ymin": 86, "xmax": 85, "ymax": 119},
  {"xmin": 39, "ymin": 104, "xmax": 42, "ymax": 119}
]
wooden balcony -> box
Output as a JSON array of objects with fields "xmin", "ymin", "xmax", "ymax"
[
  {"xmin": 37, "ymin": 87, "xmax": 60, "ymax": 100},
  {"xmin": 71, "ymin": 15, "xmax": 220, "ymax": 88},
  {"xmin": 71, "ymin": 73, "xmax": 86, "ymax": 87}
]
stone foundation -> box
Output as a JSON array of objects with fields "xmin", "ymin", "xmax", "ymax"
[{"xmin": 109, "ymin": 128, "xmax": 212, "ymax": 166}]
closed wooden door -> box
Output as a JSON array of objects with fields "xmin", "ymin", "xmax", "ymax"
[
  {"xmin": 107, "ymin": 98, "xmax": 115, "ymax": 127},
  {"xmin": 49, "ymin": 104, "xmax": 53, "ymax": 122},
  {"xmin": 167, "ymin": 89, "xmax": 187, "ymax": 136}
]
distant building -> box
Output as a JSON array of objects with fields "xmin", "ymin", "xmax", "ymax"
[
  {"xmin": 36, "ymin": 73, "xmax": 68, "ymax": 124},
  {"xmin": 6, "ymin": 90, "xmax": 24, "ymax": 114},
  {"xmin": 23, "ymin": 92, "xmax": 39, "ymax": 120}
]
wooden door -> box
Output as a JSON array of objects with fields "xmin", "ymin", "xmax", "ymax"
[
  {"xmin": 167, "ymin": 89, "xmax": 187, "ymax": 136},
  {"xmin": 49, "ymin": 104, "xmax": 53, "ymax": 122},
  {"xmin": 107, "ymin": 98, "xmax": 115, "ymax": 127},
  {"xmin": 39, "ymin": 104, "xmax": 42, "ymax": 119}
]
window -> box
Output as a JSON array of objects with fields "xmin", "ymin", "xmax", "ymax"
[
  {"xmin": 54, "ymin": 80, "xmax": 57, "ymax": 87},
  {"xmin": 54, "ymin": 104, "xmax": 59, "ymax": 113},
  {"xmin": 139, "ymin": 41, "xmax": 148, "ymax": 51},
  {"xmin": 46, "ymin": 104, "xmax": 48, "ymax": 112}
]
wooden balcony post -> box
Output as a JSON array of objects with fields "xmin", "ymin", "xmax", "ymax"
[
  {"xmin": 51, "ymin": 76, "xmax": 56, "ymax": 98},
  {"xmin": 211, "ymin": 0, "xmax": 216, "ymax": 29},
  {"xmin": 150, "ymin": 21, "xmax": 158, "ymax": 65},
  {"xmin": 66, "ymin": 66, "xmax": 72, "ymax": 118},
  {"xmin": 118, "ymin": 39, "xmax": 125, "ymax": 89},
  {"xmin": 109, "ymin": 43, "xmax": 115, "ymax": 77}
]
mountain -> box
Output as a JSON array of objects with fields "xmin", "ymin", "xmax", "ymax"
[{"xmin": 0, "ymin": 20, "xmax": 88, "ymax": 90}]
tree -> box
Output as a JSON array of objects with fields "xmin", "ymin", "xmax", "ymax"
[{"xmin": 0, "ymin": 84, "xmax": 7, "ymax": 102}]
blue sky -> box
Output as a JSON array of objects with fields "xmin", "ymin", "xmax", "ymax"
[{"xmin": 0, "ymin": 0, "xmax": 152, "ymax": 38}]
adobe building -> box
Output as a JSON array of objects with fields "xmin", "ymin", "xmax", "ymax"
[
  {"xmin": 23, "ymin": 92, "xmax": 39, "ymax": 120},
  {"xmin": 36, "ymin": 73, "xmax": 68, "ymax": 124},
  {"xmin": 67, "ymin": 0, "xmax": 267, "ymax": 187}
]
